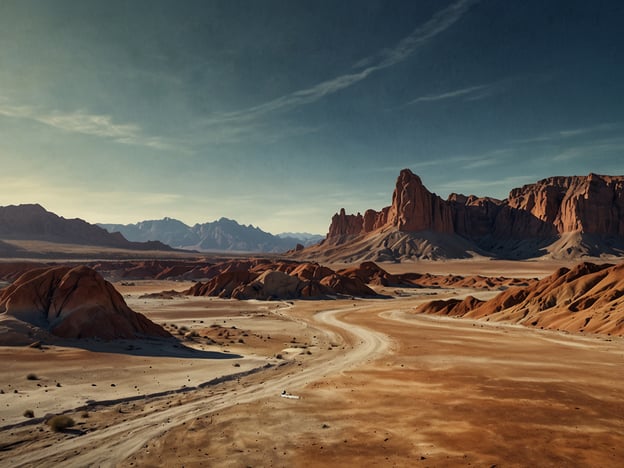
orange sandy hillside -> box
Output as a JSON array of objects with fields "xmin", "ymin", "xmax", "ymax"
[
  {"xmin": 0, "ymin": 265, "xmax": 171, "ymax": 342},
  {"xmin": 417, "ymin": 261, "xmax": 624, "ymax": 336}
]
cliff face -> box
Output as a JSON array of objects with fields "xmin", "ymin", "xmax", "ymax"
[
  {"xmin": 322, "ymin": 169, "xmax": 624, "ymax": 259},
  {"xmin": 506, "ymin": 174, "xmax": 624, "ymax": 236},
  {"xmin": 328, "ymin": 170, "xmax": 454, "ymax": 240},
  {"xmin": 386, "ymin": 171, "xmax": 454, "ymax": 233}
]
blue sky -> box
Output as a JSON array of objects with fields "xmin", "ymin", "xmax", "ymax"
[{"xmin": 1, "ymin": 0, "xmax": 623, "ymax": 234}]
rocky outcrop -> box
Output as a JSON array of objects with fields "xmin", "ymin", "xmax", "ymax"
[
  {"xmin": 186, "ymin": 270, "xmax": 260, "ymax": 298},
  {"xmin": 196, "ymin": 259, "xmax": 528, "ymax": 297},
  {"xmin": 185, "ymin": 260, "xmax": 378, "ymax": 300},
  {"xmin": 386, "ymin": 171, "xmax": 454, "ymax": 233},
  {"xmin": 314, "ymin": 170, "xmax": 624, "ymax": 261},
  {"xmin": 0, "ymin": 266, "xmax": 171, "ymax": 341},
  {"xmin": 337, "ymin": 261, "xmax": 409, "ymax": 287},
  {"xmin": 416, "ymin": 261, "xmax": 624, "ymax": 336},
  {"xmin": 327, "ymin": 209, "xmax": 365, "ymax": 240}
]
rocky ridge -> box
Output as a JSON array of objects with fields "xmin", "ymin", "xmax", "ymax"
[
  {"xmin": 306, "ymin": 169, "xmax": 624, "ymax": 261},
  {"xmin": 416, "ymin": 261, "xmax": 624, "ymax": 336}
]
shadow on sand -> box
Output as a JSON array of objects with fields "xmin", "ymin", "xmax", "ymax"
[{"xmin": 51, "ymin": 337, "xmax": 243, "ymax": 360}]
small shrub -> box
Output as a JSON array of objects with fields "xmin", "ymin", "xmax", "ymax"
[
  {"xmin": 275, "ymin": 353, "xmax": 283, "ymax": 359},
  {"xmin": 23, "ymin": 409, "xmax": 34, "ymax": 418},
  {"xmin": 47, "ymin": 415, "xmax": 75, "ymax": 432},
  {"xmin": 26, "ymin": 373, "xmax": 39, "ymax": 381}
]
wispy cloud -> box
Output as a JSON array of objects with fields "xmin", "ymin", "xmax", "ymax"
[
  {"xmin": 0, "ymin": 98, "xmax": 177, "ymax": 151},
  {"xmin": 199, "ymin": 0, "xmax": 479, "ymax": 142},
  {"xmin": 364, "ymin": 148, "xmax": 515, "ymax": 176},
  {"xmin": 397, "ymin": 72, "xmax": 550, "ymax": 110},
  {"xmin": 405, "ymin": 84, "xmax": 492, "ymax": 106},
  {"xmin": 552, "ymin": 136, "xmax": 624, "ymax": 162},
  {"xmin": 512, "ymin": 122, "xmax": 622, "ymax": 145}
]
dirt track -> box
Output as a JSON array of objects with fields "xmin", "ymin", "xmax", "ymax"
[{"xmin": 1, "ymin": 301, "xmax": 392, "ymax": 467}]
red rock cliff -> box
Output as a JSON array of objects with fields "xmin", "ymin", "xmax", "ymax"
[
  {"xmin": 324, "ymin": 170, "xmax": 624, "ymax": 248},
  {"xmin": 507, "ymin": 174, "xmax": 624, "ymax": 236},
  {"xmin": 386, "ymin": 170, "xmax": 454, "ymax": 233},
  {"xmin": 327, "ymin": 169, "xmax": 454, "ymax": 240}
]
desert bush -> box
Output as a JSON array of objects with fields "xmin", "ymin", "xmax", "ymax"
[
  {"xmin": 275, "ymin": 353, "xmax": 283, "ymax": 359},
  {"xmin": 23, "ymin": 409, "xmax": 34, "ymax": 418},
  {"xmin": 26, "ymin": 373, "xmax": 39, "ymax": 380},
  {"xmin": 47, "ymin": 415, "xmax": 75, "ymax": 432}
]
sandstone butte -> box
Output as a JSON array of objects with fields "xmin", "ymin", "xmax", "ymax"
[
  {"xmin": 314, "ymin": 169, "xmax": 624, "ymax": 260},
  {"xmin": 417, "ymin": 261, "xmax": 624, "ymax": 336},
  {"xmin": 0, "ymin": 265, "xmax": 170, "ymax": 341}
]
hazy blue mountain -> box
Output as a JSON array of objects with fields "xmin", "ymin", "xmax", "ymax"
[
  {"xmin": 100, "ymin": 217, "xmax": 199, "ymax": 248},
  {"xmin": 277, "ymin": 232, "xmax": 324, "ymax": 247},
  {"xmin": 99, "ymin": 217, "xmax": 320, "ymax": 253}
]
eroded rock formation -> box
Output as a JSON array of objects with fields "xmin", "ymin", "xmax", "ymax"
[
  {"xmin": 416, "ymin": 261, "xmax": 624, "ymax": 336},
  {"xmin": 0, "ymin": 266, "xmax": 170, "ymax": 340},
  {"xmin": 185, "ymin": 260, "xmax": 378, "ymax": 300},
  {"xmin": 315, "ymin": 169, "xmax": 624, "ymax": 261}
]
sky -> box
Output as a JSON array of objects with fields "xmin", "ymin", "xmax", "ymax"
[{"xmin": 1, "ymin": 0, "xmax": 623, "ymax": 234}]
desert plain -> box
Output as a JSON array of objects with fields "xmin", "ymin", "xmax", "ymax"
[{"xmin": 1, "ymin": 258, "xmax": 622, "ymax": 467}]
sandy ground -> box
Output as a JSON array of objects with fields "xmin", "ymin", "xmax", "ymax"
[{"xmin": 1, "ymin": 269, "xmax": 623, "ymax": 467}]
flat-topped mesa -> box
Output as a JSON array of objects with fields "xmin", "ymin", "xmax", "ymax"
[{"xmin": 507, "ymin": 174, "xmax": 624, "ymax": 236}]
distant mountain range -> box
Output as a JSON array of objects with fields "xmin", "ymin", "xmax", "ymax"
[
  {"xmin": 98, "ymin": 218, "xmax": 323, "ymax": 253},
  {"xmin": 0, "ymin": 204, "xmax": 172, "ymax": 252}
]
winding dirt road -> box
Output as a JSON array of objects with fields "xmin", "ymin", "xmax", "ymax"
[{"xmin": 3, "ymin": 302, "xmax": 392, "ymax": 467}]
